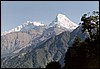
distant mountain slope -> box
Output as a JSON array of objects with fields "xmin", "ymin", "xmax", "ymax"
[
  {"xmin": 1, "ymin": 14, "xmax": 81, "ymax": 68},
  {"xmin": 1, "ymin": 24, "xmax": 47, "ymax": 57},
  {"xmin": 1, "ymin": 21, "xmax": 46, "ymax": 36},
  {"xmin": 1, "ymin": 13, "xmax": 78, "ymax": 56},
  {"xmin": 1, "ymin": 31, "xmax": 70, "ymax": 68}
]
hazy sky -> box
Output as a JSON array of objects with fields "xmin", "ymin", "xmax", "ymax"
[{"xmin": 1, "ymin": 1, "xmax": 99, "ymax": 32}]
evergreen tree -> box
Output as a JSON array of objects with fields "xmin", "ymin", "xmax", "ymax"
[
  {"xmin": 81, "ymin": 11, "xmax": 99, "ymax": 41},
  {"xmin": 72, "ymin": 36, "xmax": 81, "ymax": 47},
  {"xmin": 64, "ymin": 11, "xmax": 99, "ymax": 68}
]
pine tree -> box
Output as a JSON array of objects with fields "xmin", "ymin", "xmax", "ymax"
[
  {"xmin": 64, "ymin": 11, "xmax": 99, "ymax": 68},
  {"xmin": 72, "ymin": 36, "xmax": 81, "ymax": 47},
  {"xmin": 81, "ymin": 11, "xmax": 99, "ymax": 41}
]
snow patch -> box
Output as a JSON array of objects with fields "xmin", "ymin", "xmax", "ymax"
[{"xmin": 1, "ymin": 21, "xmax": 45, "ymax": 36}]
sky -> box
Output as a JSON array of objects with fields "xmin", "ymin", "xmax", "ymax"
[{"xmin": 1, "ymin": 1, "xmax": 99, "ymax": 32}]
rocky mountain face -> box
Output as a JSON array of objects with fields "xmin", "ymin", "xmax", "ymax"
[
  {"xmin": 68, "ymin": 26, "xmax": 89, "ymax": 47},
  {"xmin": 1, "ymin": 25, "xmax": 46, "ymax": 57},
  {"xmin": 1, "ymin": 14, "xmax": 88, "ymax": 68},
  {"xmin": 1, "ymin": 31, "xmax": 70, "ymax": 68}
]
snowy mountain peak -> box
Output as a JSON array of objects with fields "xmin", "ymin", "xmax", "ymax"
[
  {"xmin": 1, "ymin": 21, "xmax": 45, "ymax": 36},
  {"xmin": 49, "ymin": 14, "xmax": 79, "ymax": 30},
  {"xmin": 56, "ymin": 13, "xmax": 69, "ymax": 22},
  {"xmin": 1, "ymin": 14, "xmax": 79, "ymax": 36},
  {"xmin": 26, "ymin": 21, "xmax": 45, "ymax": 26}
]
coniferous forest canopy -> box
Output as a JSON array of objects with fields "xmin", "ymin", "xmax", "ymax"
[{"xmin": 46, "ymin": 11, "xmax": 99, "ymax": 68}]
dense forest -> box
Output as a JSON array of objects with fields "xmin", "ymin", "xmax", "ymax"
[{"xmin": 46, "ymin": 11, "xmax": 99, "ymax": 68}]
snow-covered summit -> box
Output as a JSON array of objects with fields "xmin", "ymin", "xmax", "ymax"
[
  {"xmin": 1, "ymin": 21, "xmax": 45, "ymax": 36},
  {"xmin": 49, "ymin": 14, "xmax": 79, "ymax": 30},
  {"xmin": 26, "ymin": 21, "xmax": 45, "ymax": 26}
]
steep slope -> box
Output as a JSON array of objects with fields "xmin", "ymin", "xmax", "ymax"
[
  {"xmin": 1, "ymin": 31, "xmax": 70, "ymax": 68},
  {"xmin": 68, "ymin": 25, "xmax": 89, "ymax": 46},
  {"xmin": 49, "ymin": 14, "xmax": 79, "ymax": 31},
  {"xmin": 39, "ymin": 14, "xmax": 79, "ymax": 41},
  {"xmin": 1, "ymin": 22, "xmax": 47, "ymax": 57}
]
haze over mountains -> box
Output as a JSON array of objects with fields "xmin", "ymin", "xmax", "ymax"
[{"xmin": 1, "ymin": 14, "xmax": 89, "ymax": 68}]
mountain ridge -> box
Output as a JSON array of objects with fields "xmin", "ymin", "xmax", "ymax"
[
  {"xmin": 1, "ymin": 14, "xmax": 79, "ymax": 36},
  {"xmin": 1, "ymin": 21, "xmax": 46, "ymax": 36}
]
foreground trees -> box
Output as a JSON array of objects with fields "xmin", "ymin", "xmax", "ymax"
[{"xmin": 64, "ymin": 11, "xmax": 99, "ymax": 68}]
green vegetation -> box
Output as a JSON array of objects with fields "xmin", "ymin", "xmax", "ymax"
[
  {"xmin": 64, "ymin": 11, "xmax": 99, "ymax": 68},
  {"xmin": 81, "ymin": 11, "xmax": 99, "ymax": 41}
]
